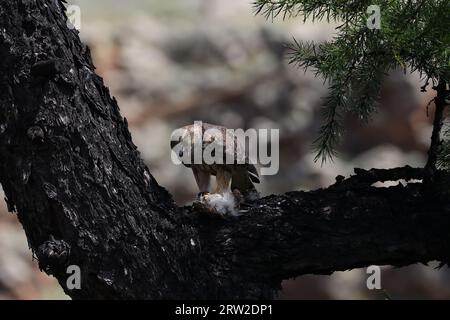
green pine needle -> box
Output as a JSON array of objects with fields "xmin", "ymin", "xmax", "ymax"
[{"xmin": 254, "ymin": 0, "xmax": 450, "ymax": 164}]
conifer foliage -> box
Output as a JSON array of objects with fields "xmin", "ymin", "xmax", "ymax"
[{"xmin": 254, "ymin": 0, "xmax": 450, "ymax": 165}]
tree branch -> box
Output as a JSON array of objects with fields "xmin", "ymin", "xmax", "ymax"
[
  {"xmin": 0, "ymin": 0, "xmax": 203, "ymax": 299},
  {"xmin": 0, "ymin": 0, "xmax": 449, "ymax": 300},
  {"xmin": 425, "ymin": 79, "xmax": 447, "ymax": 181},
  {"xmin": 191, "ymin": 167, "xmax": 450, "ymax": 296}
]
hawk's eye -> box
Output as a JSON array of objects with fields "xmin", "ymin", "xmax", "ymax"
[{"xmin": 179, "ymin": 150, "xmax": 184, "ymax": 157}]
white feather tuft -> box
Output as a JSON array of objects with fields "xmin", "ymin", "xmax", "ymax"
[{"xmin": 201, "ymin": 192, "xmax": 238, "ymax": 216}]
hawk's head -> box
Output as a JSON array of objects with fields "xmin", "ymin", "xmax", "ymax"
[{"xmin": 169, "ymin": 124, "xmax": 204, "ymax": 167}]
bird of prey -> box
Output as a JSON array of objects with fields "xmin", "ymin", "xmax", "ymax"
[{"xmin": 170, "ymin": 122, "xmax": 260, "ymax": 200}]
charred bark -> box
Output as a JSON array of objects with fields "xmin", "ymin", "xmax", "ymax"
[{"xmin": 0, "ymin": 0, "xmax": 449, "ymax": 299}]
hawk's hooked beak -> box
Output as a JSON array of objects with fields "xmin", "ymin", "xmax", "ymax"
[
  {"xmin": 171, "ymin": 139, "xmax": 184, "ymax": 159},
  {"xmin": 170, "ymin": 139, "xmax": 179, "ymax": 150}
]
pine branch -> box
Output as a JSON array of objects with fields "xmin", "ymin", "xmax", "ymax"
[
  {"xmin": 426, "ymin": 80, "xmax": 447, "ymax": 172},
  {"xmin": 253, "ymin": 0, "xmax": 372, "ymax": 21},
  {"xmin": 256, "ymin": 0, "xmax": 450, "ymax": 163}
]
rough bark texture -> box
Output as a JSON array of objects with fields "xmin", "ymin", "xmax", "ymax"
[
  {"xmin": 0, "ymin": 0, "xmax": 450, "ymax": 299},
  {"xmin": 425, "ymin": 80, "xmax": 447, "ymax": 181}
]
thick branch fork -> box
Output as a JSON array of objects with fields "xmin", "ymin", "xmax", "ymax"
[{"xmin": 0, "ymin": 0, "xmax": 449, "ymax": 299}]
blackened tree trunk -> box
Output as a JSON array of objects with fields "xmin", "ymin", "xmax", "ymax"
[{"xmin": 0, "ymin": 0, "xmax": 449, "ymax": 299}]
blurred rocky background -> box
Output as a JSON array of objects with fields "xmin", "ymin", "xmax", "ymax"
[{"xmin": 0, "ymin": 0, "xmax": 448, "ymax": 299}]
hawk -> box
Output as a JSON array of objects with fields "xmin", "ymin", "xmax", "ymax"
[{"xmin": 170, "ymin": 122, "xmax": 260, "ymax": 201}]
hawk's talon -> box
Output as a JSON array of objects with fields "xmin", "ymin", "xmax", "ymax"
[
  {"xmin": 192, "ymin": 199, "xmax": 224, "ymax": 218},
  {"xmin": 197, "ymin": 192, "xmax": 209, "ymax": 199}
]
